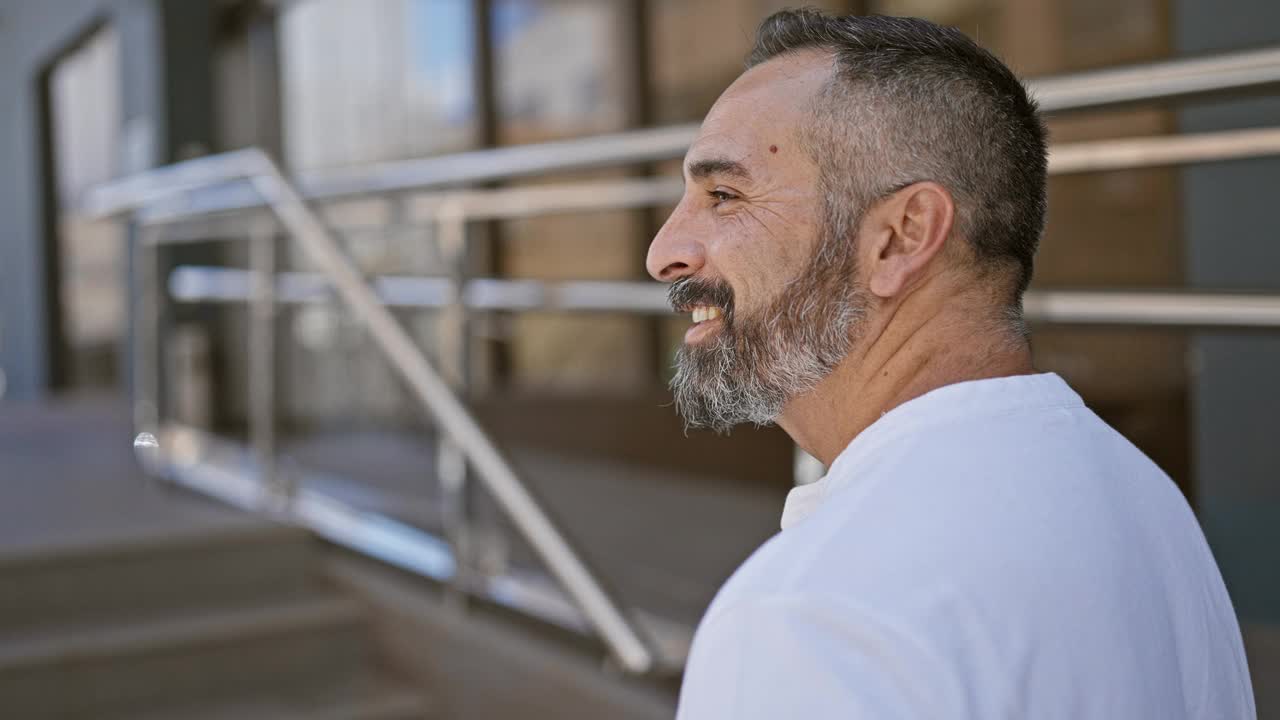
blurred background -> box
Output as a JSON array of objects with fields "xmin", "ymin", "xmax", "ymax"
[{"xmin": 0, "ymin": 0, "xmax": 1277, "ymax": 717}]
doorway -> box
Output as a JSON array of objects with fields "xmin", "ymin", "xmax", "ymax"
[{"xmin": 39, "ymin": 22, "xmax": 125, "ymax": 395}]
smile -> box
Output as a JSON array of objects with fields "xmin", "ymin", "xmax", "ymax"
[
  {"xmin": 685, "ymin": 305, "xmax": 725, "ymax": 344},
  {"xmin": 690, "ymin": 305, "xmax": 724, "ymax": 323}
]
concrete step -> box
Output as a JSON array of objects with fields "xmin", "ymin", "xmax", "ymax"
[
  {"xmin": 0, "ymin": 522, "xmax": 316, "ymax": 635},
  {"xmin": 0, "ymin": 594, "xmax": 369, "ymax": 718}
]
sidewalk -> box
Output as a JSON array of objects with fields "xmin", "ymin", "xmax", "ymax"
[{"xmin": 0, "ymin": 395, "xmax": 254, "ymax": 555}]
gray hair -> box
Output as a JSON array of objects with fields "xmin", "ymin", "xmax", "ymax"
[{"xmin": 748, "ymin": 9, "xmax": 1049, "ymax": 312}]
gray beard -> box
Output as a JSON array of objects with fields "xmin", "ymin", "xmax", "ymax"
[{"xmin": 670, "ymin": 228, "xmax": 868, "ymax": 434}]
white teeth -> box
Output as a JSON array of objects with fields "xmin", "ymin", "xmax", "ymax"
[{"xmin": 690, "ymin": 306, "xmax": 722, "ymax": 323}]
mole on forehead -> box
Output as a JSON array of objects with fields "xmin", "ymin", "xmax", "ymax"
[{"xmin": 769, "ymin": 144, "xmax": 779, "ymax": 153}]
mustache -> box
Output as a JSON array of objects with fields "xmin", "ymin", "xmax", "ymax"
[{"xmin": 667, "ymin": 277, "xmax": 735, "ymax": 315}]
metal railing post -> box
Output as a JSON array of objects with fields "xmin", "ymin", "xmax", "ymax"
[
  {"xmin": 436, "ymin": 431, "xmax": 470, "ymax": 605},
  {"xmin": 249, "ymin": 217, "xmax": 281, "ymax": 507},
  {"xmin": 437, "ymin": 200, "xmax": 470, "ymax": 389},
  {"xmin": 132, "ymin": 226, "xmax": 161, "ymax": 436},
  {"xmin": 435, "ymin": 198, "xmax": 473, "ymax": 605}
]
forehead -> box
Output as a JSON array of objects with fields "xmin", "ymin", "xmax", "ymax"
[{"xmin": 686, "ymin": 50, "xmax": 835, "ymax": 172}]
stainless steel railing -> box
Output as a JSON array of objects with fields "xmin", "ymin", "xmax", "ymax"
[
  {"xmin": 1032, "ymin": 45, "xmax": 1280, "ymax": 112},
  {"xmin": 126, "ymin": 149, "xmax": 661, "ymax": 675},
  {"xmin": 163, "ymin": 268, "xmax": 1280, "ymax": 329},
  {"xmin": 126, "ymin": 122, "xmax": 1280, "ymax": 332},
  {"xmin": 111, "ymin": 124, "xmax": 1280, "ymax": 231},
  {"xmin": 96, "ymin": 45, "xmax": 1280, "ymax": 676}
]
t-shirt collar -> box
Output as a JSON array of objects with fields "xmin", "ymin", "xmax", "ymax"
[{"xmin": 780, "ymin": 372, "xmax": 1081, "ymax": 530}]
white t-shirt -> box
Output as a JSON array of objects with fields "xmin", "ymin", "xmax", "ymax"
[{"xmin": 676, "ymin": 373, "xmax": 1255, "ymax": 719}]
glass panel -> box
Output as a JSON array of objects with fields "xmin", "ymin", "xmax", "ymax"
[
  {"xmin": 492, "ymin": 0, "xmax": 629, "ymax": 143},
  {"xmin": 273, "ymin": 0, "xmax": 476, "ymax": 430},
  {"xmin": 279, "ymin": 0, "xmax": 476, "ymax": 171}
]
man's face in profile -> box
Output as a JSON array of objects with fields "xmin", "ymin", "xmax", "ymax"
[{"xmin": 647, "ymin": 52, "xmax": 871, "ymax": 433}]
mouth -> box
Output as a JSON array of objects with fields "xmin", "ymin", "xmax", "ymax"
[
  {"xmin": 684, "ymin": 305, "xmax": 725, "ymax": 343},
  {"xmin": 689, "ymin": 305, "xmax": 724, "ymax": 323}
]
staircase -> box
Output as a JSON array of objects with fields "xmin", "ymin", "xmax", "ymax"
[{"xmin": 0, "ymin": 522, "xmax": 433, "ymax": 719}]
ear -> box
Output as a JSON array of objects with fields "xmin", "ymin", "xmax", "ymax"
[{"xmin": 861, "ymin": 182, "xmax": 955, "ymax": 299}]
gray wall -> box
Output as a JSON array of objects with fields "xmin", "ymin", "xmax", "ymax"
[
  {"xmin": 0, "ymin": 0, "xmax": 162, "ymax": 400},
  {"xmin": 1176, "ymin": 0, "xmax": 1280, "ymax": 621}
]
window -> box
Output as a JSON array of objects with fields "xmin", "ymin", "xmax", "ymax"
[
  {"xmin": 279, "ymin": 0, "xmax": 477, "ymax": 170},
  {"xmin": 48, "ymin": 25, "xmax": 125, "ymax": 391}
]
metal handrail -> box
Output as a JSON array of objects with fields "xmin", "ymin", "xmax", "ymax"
[
  {"xmin": 111, "ymin": 122, "xmax": 1280, "ymax": 332},
  {"xmin": 1047, "ymin": 126, "xmax": 1280, "ymax": 174},
  {"xmin": 87, "ymin": 45, "xmax": 1280, "ymax": 219},
  {"xmin": 135, "ymin": 148, "xmax": 659, "ymax": 674},
  {"xmin": 121, "ymin": 125, "xmax": 1280, "ymax": 236},
  {"xmin": 1023, "ymin": 290, "xmax": 1280, "ymax": 328},
  {"xmin": 112, "ymin": 125, "xmax": 1280, "ymax": 231},
  {"xmin": 101, "ymin": 124, "xmax": 1280, "ymax": 333},
  {"xmin": 1033, "ymin": 45, "xmax": 1280, "ymax": 113},
  {"xmin": 166, "ymin": 267, "xmax": 1280, "ymax": 330}
]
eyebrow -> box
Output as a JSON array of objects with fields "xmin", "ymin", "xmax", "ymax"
[{"xmin": 685, "ymin": 157, "xmax": 753, "ymax": 184}]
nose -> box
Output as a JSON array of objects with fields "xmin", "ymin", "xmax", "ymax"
[{"xmin": 646, "ymin": 202, "xmax": 705, "ymax": 282}]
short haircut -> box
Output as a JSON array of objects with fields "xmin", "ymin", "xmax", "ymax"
[{"xmin": 748, "ymin": 9, "xmax": 1049, "ymax": 306}]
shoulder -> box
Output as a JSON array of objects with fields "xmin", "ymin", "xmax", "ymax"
[
  {"xmin": 723, "ymin": 402, "xmax": 1191, "ymax": 615},
  {"xmin": 678, "ymin": 593, "xmax": 968, "ymax": 720}
]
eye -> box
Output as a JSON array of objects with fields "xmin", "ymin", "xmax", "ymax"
[{"xmin": 707, "ymin": 189, "xmax": 738, "ymax": 205}]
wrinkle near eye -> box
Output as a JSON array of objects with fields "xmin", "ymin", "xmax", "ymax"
[
  {"xmin": 741, "ymin": 205, "xmax": 782, "ymax": 241},
  {"xmin": 752, "ymin": 199, "xmax": 795, "ymax": 225}
]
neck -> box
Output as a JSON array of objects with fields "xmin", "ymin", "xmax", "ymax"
[{"xmin": 777, "ymin": 293, "xmax": 1034, "ymax": 466}]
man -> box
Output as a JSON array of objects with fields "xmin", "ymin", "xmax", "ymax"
[{"xmin": 647, "ymin": 9, "xmax": 1255, "ymax": 719}]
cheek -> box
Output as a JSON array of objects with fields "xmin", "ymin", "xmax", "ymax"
[{"xmin": 705, "ymin": 227, "xmax": 803, "ymax": 309}]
